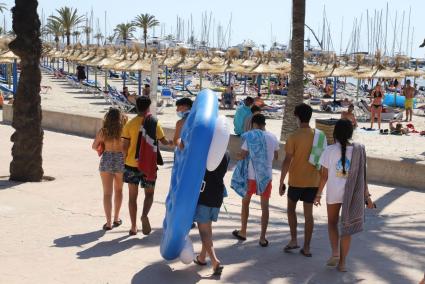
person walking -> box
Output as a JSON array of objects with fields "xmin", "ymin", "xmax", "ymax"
[
  {"xmin": 92, "ymin": 108, "xmax": 126, "ymax": 231},
  {"xmin": 122, "ymin": 96, "xmax": 172, "ymax": 236},
  {"xmin": 193, "ymin": 152, "xmax": 229, "ymax": 276},
  {"xmin": 279, "ymin": 103, "xmax": 321, "ymax": 257},
  {"xmin": 231, "ymin": 114, "xmax": 279, "ymax": 247},
  {"xmin": 314, "ymin": 119, "xmax": 375, "ymax": 272}
]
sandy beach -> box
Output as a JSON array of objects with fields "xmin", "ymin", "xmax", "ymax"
[{"xmin": 28, "ymin": 69, "xmax": 425, "ymax": 164}]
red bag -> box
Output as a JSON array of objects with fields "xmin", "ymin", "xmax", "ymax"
[{"xmin": 97, "ymin": 143, "xmax": 105, "ymax": 157}]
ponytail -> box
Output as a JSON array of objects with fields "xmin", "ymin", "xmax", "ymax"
[
  {"xmin": 333, "ymin": 119, "xmax": 354, "ymax": 175},
  {"xmin": 340, "ymin": 138, "xmax": 348, "ymax": 175}
]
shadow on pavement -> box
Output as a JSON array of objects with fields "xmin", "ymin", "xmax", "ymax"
[
  {"xmin": 131, "ymin": 263, "xmax": 220, "ymax": 284},
  {"xmin": 53, "ymin": 230, "xmax": 105, "ymax": 248},
  {"xmin": 76, "ymin": 230, "xmax": 163, "ymax": 259}
]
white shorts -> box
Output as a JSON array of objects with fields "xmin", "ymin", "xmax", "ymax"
[{"xmin": 326, "ymin": 186, "xmax": 344, "ymax": 204}]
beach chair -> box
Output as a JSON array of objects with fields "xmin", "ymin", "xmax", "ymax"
[
  {"xmin": 160, "ymin": 88, "xmax": 175, "ymax": 106},
  {"xmin": 109, "ymin": 70, "xmax": 120, "ymax": 79},
  {"xmin": 107, "ymin": 85, "xmax": 136, "ymax": 113},
  {"xmin": 357, "ymin": 99, "xmax": 403, "ymax": 121}
]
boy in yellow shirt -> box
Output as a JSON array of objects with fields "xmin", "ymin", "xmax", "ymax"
[{"xmin": 122, "ymin": 97, "xmax": 172, "ymax": 236}]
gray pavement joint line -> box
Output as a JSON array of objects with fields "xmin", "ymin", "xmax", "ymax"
[{"xmin": 57, "ymin": 207, "xmax": 103, "ymax": 218}]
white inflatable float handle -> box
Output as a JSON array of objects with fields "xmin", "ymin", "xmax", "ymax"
[{"xmin": 206, "ymin": 115, "xmax": 230, "ymax": 171}]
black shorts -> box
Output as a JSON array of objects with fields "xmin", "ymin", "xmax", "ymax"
[
  {"xmin": 124, "ymin": 165, "xmax": 156, "ymax": 188},
  {"xmin": 288, "ymin": 186, "xmax": 318, "ymax": 203}
]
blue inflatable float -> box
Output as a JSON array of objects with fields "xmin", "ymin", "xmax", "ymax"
[
  {"xmin": 383, "ymin": 93, "xmax": 417, "ymax": 108},
  {"xmin": 160, "ymin": 89, "xmax": 218, "ymax": 261}
]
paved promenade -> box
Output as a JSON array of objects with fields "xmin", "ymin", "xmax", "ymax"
[{"xmin": 0, "ymin": 124, "xmax": 424, "ymax": 283}]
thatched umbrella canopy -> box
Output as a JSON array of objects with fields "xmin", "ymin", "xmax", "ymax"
[
  {"xmin": 196, "ymin": 60, "xmax": 216, "ymax": 71},
  {"xmin": 400, "ymin": 68, "xmax": 425, "ymax": 78},
  {"xmin": 85, "ymin": 48, "xmax": 109, "ymax": 67},
  {"xmin": 249, "ymin": 62, "xmax": 280, "ymax": 75},
  {"xmin": 0, "ymin": 50, "xmax": 20, "ymax": 61}
]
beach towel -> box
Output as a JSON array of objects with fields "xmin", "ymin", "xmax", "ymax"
[
  {"xmin": 234, "ymin": 105, "xmax": 252, "ymax": 136},
  {"xmin": 231, "ymin": 130, "xmax": 271, "ymax": 197},
  {"xmin": 341, "ymin": 143, "xmax": 367, "ymax": 236},
  {"xmin": 309, "ymin": 129, "xmax": 327, "ymax": 170},
  {"xmin": 135, "ymin": 113, "xmax": 163, "ymax": 182}
]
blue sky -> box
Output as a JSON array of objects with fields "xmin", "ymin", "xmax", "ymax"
[{"xmin": 2, "ymin": 0, "xmax": 425, "ymax": 57}]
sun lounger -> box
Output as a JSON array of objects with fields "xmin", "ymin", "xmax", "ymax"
[
  {"xmin": 0, "ymin": 84, "xmax": 13, "ymax": 99},
  {"xmin": 107, "ymin": 85, "xmax": 136, "ymax": 113},
  {"xmin": 109, "ymin": 70, "xmax": 120, "ymax": 79},
  {"xmin": 160, "ymin": 88, "xmax": 175, "ymax": 106},
  {"xmin": 357, "ymin": 99, "xmax": 403, "ymax": 121}
]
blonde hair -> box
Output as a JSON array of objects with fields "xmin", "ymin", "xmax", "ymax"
[{"xmin": 102, "ymin": 108, "xmax": 124, "ymax": 140}]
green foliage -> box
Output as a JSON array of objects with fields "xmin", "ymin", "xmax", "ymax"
[{"xmin": 113, "ymin": 23, "xmax": 136, "ymax": 46}]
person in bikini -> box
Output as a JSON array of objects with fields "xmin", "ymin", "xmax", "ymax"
[
  {"xmin": 370, "ymin": 84, "xmax": 384, "ymax": 129},
  {"xmin": 92, "ymin": 108, "xmax": 126, "ymax": 231},
  {"xmin": 403, "ymin": 79, "xmax": 415, "ymax": 122}
]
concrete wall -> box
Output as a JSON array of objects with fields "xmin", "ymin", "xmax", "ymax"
[{"xmin": 2, "ymin": 104, "xmax": 424, "ymax": 190}]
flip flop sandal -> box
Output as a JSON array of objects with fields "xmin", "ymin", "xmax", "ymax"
[
  {"xmin": 337, "ymin": 265, "xmax": 347, "ymax": 272},
  {"xmin": 141, "ymin": 216, "xmax": 151, "ymax": 235},
  {"xmin": 300, "ymin": 248, "xmax": 312, "ymax": 257},
  {"xmin": 193, "ymin": 255, "xmax": 207, "ymax": 266},
  {"xmin": 283, "ymin": 244, "xmax": 300, "ymax": 252},
  {"xmin": 259, "ymin": 239, "xmax": 269, "ymax": 247},
  {"xmin": 113, "ymin": 219, "xmax": 122, "ymax": 228},
  {"xmin": 327, "ymin": 256, "xmax": 340, "ymax": 266},
  {"xmin": 232, "ymin": 230, "xmax": 246, "ymax": 241},
  {"xmin": 212, "ymin": 265, "xmax": 223, "ymax": 276},
  {"xmin": 128, "ymin": 229, "xmax": 137, "ymax": 236},
  {"xmin": 102, "ymin": 223, "xmax": 112, "ymax": 231}
]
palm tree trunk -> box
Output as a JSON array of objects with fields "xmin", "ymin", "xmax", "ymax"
[
  {"xmin": 144, "ymin": 30, "xmax": 147, "ymax": 52},
  {"xmin": 280, "ymin": 0, "xmax": 306, "ymax": 141},
  {"xmin": 66, "ymin": 32, "xmax": 71, "ymax": 46},
  {"xmin": 9, "ymin": 0, "xmax": 44, "ymax": 181}
]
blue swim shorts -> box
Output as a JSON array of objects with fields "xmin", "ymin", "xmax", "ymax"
[{"xmin": 193, "ymin": 204, "xmax": 220, "ymax": 223}]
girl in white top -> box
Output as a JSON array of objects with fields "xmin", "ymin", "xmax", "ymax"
[{"xmin": 314, "ymin": 119, "xmax": 374, "ymax": 272}]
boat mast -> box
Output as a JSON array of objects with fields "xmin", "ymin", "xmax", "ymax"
[
  {"xmin": 406, "ymin": 6, "xmax": 411, "ymax": 56},
  {"xmin": 384, "ymin": 2, "xmax": 388, "ymax": 55},
  {"xmin": 391, "ymin": 11, "xmax": 397, "ymax": 57},
  {"xmin": 339, "ymin": 16, "xmax": 343, "ymax": 55},
  {"xmin": 399, "ymin": 10, "xmax": 405, "ymax": 55}
]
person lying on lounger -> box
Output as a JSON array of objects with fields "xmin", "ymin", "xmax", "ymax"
[{"xmin": 389, "ymin": 120, "xmax": 409, "ymax": 135}]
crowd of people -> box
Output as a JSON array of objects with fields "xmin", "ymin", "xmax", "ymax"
[{"xmin": 91, "ymin": 94, "xmax": 378, "ymax": 275}]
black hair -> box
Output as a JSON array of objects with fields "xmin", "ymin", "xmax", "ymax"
[
  {"xmin": 144, "ymin": 84, "xmax": 150, "ymax": 88},
  {"xmin": 333, "ymin": 119, "xmax": 353, "ymax": 175},
  {"xmin": 245, "ymin": 96, "xmax": 254, "ymax": 106},
  {"xmin": 251, "ymin": 105, "xmax": 261, "ymax": 113},
  {"xmin": 406, "ymin": 79, "xmax": 411, "ymax": 84},
  {"xmin": 294, "ymin": 103, "xmax": 313, "ymax": 123},
  {"xmin": 136, "ymin": 96, "xmax": 151, "ymax": 114},
  {"xmin": 251, "ymin": 113, "xmax": 266, "ymax": 127},
  {"xmin": 176, "ymin": 97, "xmax": 193, "ymax": 108}
]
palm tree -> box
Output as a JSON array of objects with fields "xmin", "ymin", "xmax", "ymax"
[
  {"xmin": 45, "ymin": 18, "xmax": 63, "ymax": 48},
  {"xmin": 9, "ymin": 0, "xmax": 44, "ymax": 181},
  {"xmin": 280, "ymin": 0, "xmax": 306, "ymax": 141},
  {"xmin": 133, "ymin": 14, "xmax": 159, "ymax": 52},
  {"xmin": 83, "ymin": 26, "xmax": 91, "ymax": 45},
  {"xmin": 113, "ymin": 23, "xmax": 135, "ymax": 46},
  {"xmin": 72, "ymin": 30, "xmax": 81, "ymax": 43},
  {"xmin": 49, "ymin": 7, "xmax": 84, "ymax": 46},
  {"xmin": 106, "ymin": 35, "xmax": 115, "ymax": 45},
  {"xmin": 94, "ymin": 33, "xmax": 103, "ymax": 46}
]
